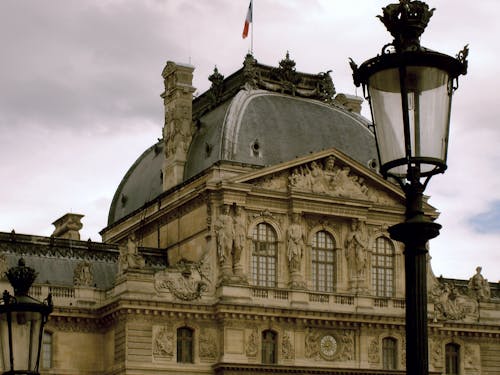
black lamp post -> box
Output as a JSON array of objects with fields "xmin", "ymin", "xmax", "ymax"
[
  {"xmin": 0, "ymin": 259, "xmax": 53, "ymax": 375},
  {"xmin": 350, "ymin": 1, "xmax": 467, "ymax": 375}
]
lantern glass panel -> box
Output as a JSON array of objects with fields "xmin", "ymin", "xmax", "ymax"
[
  {"xmin": 0, "ymin": 310, "xmax": 44, "ymax": 373},
  {"xmin": 368, "ymin": 65, "xmax": 452, "ymax": 177}
]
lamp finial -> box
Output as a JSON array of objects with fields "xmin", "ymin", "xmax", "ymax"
[{"xmin": 378, "ymin": 0, "xmax": 435, "ymax": 51}]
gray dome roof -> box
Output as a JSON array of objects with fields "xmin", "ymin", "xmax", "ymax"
[
  {"xmin": 108, "ymin": 90, "xmax": 376, "ymax": 225},
  {"xmin": 107, "ymin": 55, "xmax": 378, "ymax": 226},
  {"xmin": 185, "ymin": 90, "xmax": 376, "ymax": 180}
]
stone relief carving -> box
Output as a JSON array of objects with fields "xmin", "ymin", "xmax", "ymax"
[
  {"xmin": 118, "ymin": 233, "xmax": 145, "ymax": 274},
  {"xmin": 467, "ymin": 266, "xmax": 491, "ymax": 301},
  {"xmin": 164, "ymin": 119, "xmax": 194, "ymax": 158},
  {"xmin": 153, "ymin": 325, "xmax": 174, "ymax": 358},
  {"xmin": 464, "ymin": 344, "xmax": 479, "ymax": 370},
  {"xmin": 305, "ymin": 328, "xmax": 321, "ymax": 359},
  {"xmin": 199, "ymin": 328, "xmax": 218, "ymax": 361},
  {"xmin": 430, "ymin": 339, "xmax": 443, "ymax": 368},
  {"xmin": 338, "ymin": 330, "xmax": 355, "ymax": 361},
  {"xmin": 282, "ymin": 331, "xmax": 295, "ymax": 360},
  {"xmin": 73, "ymin": 261, "xmax": 93, "ymax": 287},
  {"xmin": 245, "ymin": 326, "xmax": 259, "ymax": 357},
  {"xmin": 155, "ymin": 255, "xmax": 210, "ymax": 301},
  {"xmin": 253, "ymin": 155, "xmax": 396, "ymax": 205},
  {"xmin": 430, "ymin": 279, "xmax": 478, "ymax": 321},
  {"xmin": 368, "ymin": 338, "xmax": 380, "ymax": 363}
]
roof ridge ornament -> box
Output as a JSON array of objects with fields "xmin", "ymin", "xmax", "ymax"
[
  {"xmin": 272, "ymin": 51, "xmax": 301, "ymax": 95},
  {"xmin": 208, "ymin": 66, "xmax": 225, "ymax": 107},
  {"xmin": 378, "ymin": 0, "xmax": 435, "ymax": 52}
]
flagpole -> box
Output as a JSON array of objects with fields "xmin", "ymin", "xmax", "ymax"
[{"xmin": 251, "ymin": 0, "xmax": 254, "ymax": 55}]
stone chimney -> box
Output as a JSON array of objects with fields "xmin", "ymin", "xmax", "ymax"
[
  {"xmin": 52, "ymin": 213, "xmax": 84, "ymax": 240},
  {"xmin": 334, "ymin": 93, "xmax": 363, "ymax": 115},
  {"xmin": 161, "ymin": 61, "xmax": 196, "ymax": 191}
]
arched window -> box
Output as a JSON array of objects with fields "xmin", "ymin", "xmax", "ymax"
[
  {"xmin": 252, "ymin": 223, "xmax": 277, "ymax": 287},
  {"xmin": 262, "ymin": 330, "xmax": 277, "ymax": 364},
  {"xmin": 42, "ymin": 331, "xmax": 53, "ymax": 369},
  {"xmin": 177, "ymin": 327, "xmax": 194, "ymax": 363},
  {"xmin": 445, "ymin": 343, "xmax": 460, "ymax": 375},
  {"xmin": 371, "ymin": 237, "xmax": 395, "ymax": 297},
  {"xmin": 382, "ymin": 337, "xmax": 397, "ymax": 370},
  {"xmin": 312, "ymin": 230, "xmax": 335, "ymax": 292}
]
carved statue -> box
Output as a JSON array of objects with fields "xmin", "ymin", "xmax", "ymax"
[
  {"xmin": 73, "ymin": 261, "xmax": 93, "ymax": 287},
  {"xmin": 214, "ymin": 205, "xmax": 234, "ymax": 269},
  {"xmin": 345, "ymin": 219, "xmax": 368, "ymax": 278},
  {"xmin": 199, "ymin": 329, "xmax": 218, "ymax": 360},
  {"xmin": 233, "ymin": 206, "xmax": 246, "ymax": 272},
  {"xmin": 118, "ymin": 233, "xmax": 145, "ymax": 274},
  {"xmin": 287, "ymin": 213, "xmax": 305, "ymax": 273},
  {"xmin": 467, "ymin": 266, "xmax": 491, "ymax": 301}
]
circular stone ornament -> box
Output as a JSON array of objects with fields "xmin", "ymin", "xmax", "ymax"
[{"xmin": 320, "ymin": 334, "xmax": 338, "ymax": 359}]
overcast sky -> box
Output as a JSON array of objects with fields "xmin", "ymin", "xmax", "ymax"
[{"xmin": 1, "ymin": 0, "xmax": 499, "ymax": 282}]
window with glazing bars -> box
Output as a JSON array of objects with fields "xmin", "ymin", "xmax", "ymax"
[
  {"xmin": 371, "ymin": 237, "xmax": 394, "ymax": 297},
  {"xmin": 312, "ymin": 230, "xmax": 335, "ymax": 292},
  {"xmin": 252, "ymin": 223, "xmax": 277, "ymax": 287}
]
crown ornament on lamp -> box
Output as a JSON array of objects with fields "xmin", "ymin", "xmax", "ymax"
[
  {"xmin": 378, "ymin": 0, "xmax": 435, "ymax": 51},
  {"xmin": 5, "ymin": 258, "xmax": 38, "ymax": 297}
]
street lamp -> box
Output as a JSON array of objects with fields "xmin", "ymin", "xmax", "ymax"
[
  {"xmin": 0, "ymin": 259, "xmax": 53, "ymax": 375},
  {"xmin": 350, "ymin": 1, "xmax": 468, "ymax": 375}
]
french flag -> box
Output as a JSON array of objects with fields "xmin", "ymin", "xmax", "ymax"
[{"xmin": 242, "ymin": 0, "xmax": 253, "ymax": 39}]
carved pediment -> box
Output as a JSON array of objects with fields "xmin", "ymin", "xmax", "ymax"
[{"xmin": 233, "ymin": 150, "xmax": 402, "ymax": 206}]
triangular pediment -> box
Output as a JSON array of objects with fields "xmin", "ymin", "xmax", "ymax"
[{"xmin": 229, "ymin": 148, "xmax": 405, "ymax": 207}]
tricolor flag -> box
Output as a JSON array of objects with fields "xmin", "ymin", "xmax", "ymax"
[{"xmin": 242, "ymin": 0, "xmax": 253, "ymax": 39}]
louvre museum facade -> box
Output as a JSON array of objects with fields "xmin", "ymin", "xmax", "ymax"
[{"xmin": 0, "ymin": 54, "xmax": 499, "ymax": 375}]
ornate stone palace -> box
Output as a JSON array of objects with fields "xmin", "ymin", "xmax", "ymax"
[{"xmin": 1, "ymin": 54, "xmax": 499, "ymax": 375}]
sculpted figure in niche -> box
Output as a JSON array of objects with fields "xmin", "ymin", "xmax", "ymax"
[
  {"xmin": 287, "ymin": 213, "xmax": 305, "ymax": 273},
  {"xmin": 468, "ymin": 266, "xmax": 491, "ymax": 300},
  {"xmin": 345, "ymin": 219, "xmax": 368, "ymax": 277},
  {"xmin": 233, "ymin": 206, "xmax": 246, "ymax": 273},
  {"xmin": 118, "ymin": 233, "xmax": 145, "ymax": 274},
  {"xmin": 214, "ymin": 205, "xmax": 234, "ymax": 269}
]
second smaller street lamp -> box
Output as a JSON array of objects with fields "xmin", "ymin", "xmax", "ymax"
[{"xmin": 0, "ymin": 259, "xmax": 53, "ymax": 375}]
